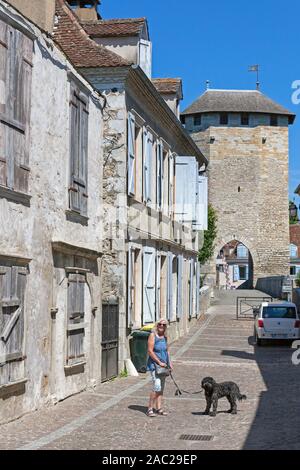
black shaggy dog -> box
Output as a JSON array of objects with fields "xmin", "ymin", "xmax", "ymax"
[{"xmin": 201, "ymin": 377, "xmax": 247, "ymax": 417}]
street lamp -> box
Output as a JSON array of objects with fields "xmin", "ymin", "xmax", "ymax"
[{"xmin": 290, "ymin": 202, "xmax": 298, "ymax": 219}]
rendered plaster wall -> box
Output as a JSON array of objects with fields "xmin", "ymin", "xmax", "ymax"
[{"xmin": 0, "ymin": 2, "xmax": 103, "ymax": 423}]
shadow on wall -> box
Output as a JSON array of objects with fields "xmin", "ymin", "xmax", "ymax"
[
  {"xmin": 222, "ymin": 337, "xmax": 300, "ymax": 449},
  {"xmin": 255, "ymin": 276, "xmax": 285, "ymax": 299}
]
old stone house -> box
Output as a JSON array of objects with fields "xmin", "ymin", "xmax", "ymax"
[
  {"xmin": 68, "ymin": 1, "xmax": 209, "ymax": 370},
  {"xmin": 0, "ymin": 0, "xmax": 130, "ymax": 423},
  {"xmin": 182, "ymin": 89, "xmax": 295, "ymax": 287}
]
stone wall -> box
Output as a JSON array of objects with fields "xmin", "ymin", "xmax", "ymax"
[{"xmin": 191, "ymin": 124, "xmax": 290, "ymax": 285}]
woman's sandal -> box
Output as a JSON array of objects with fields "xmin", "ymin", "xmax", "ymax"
[
  {"xmin": 146, "ymin": 408, "xmax": 156, "ymax": 417},
  {"xmin": 156, "ymin": 408, "xmax": 168, "ymax": 416}
]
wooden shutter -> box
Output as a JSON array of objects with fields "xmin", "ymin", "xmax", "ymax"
[
  {"xmin": 189, "ymin": 259, "xmax": 194, "ymax": 319},
  {"xmin": 0, "ymin": 22, "xmax": 33, "ymax": 193},
  {"xmin": 143, "ymin": 247, "xmax": 156, "ymax": 324},
  {"xmin": 0, "ymin": 266, "xmax": 27, "ymax": 385},
  {"xmin": 175, "ymin": 156, "xmax": 197, "ymax": 223},
  {"xmin": 168, "ymin": 154, "xmax": 174, "ymax": 218},
  {"xmin": 167, "ymin": 252, "xmax": 174, "ymax": 321},
  {"xmin": 194, "ymin": 175, "xmax": 208, "ymax": 230},
  {"xmin": 143, "ymin": 129, "xmax": 152, "ymax": 204},
  {"xmin": 233, "ymin": 265, "xmax": 240, "ymax": 282},
  {"xmin": 177, "ymin": 255, "xmax": 183, "ymax": 319},
  {"xmin": 67, "ymin": 273, "xmax": 86, "ymax": 365},
  {"xmin": 196, "ymin": 261, "xmax": 200, "ymax": 317},
  {"xmin": 69, "ymin": 85, "xmax": 89, "ymax": 215},
  {"xmin": 127, "ymin": 247, "xmax": 135, "ymax": 328},
  {"xmin": 139, "ymin": 39, "xmax": 152, "ymax": 78},
  {"xmin": 156, "ymin": 141, "xmax": 163, "ymax": 210},
  {"xmin": 156, "ymin": 252, "xmax": 161, "ymax": 321},
  {"xmin": 127, "ymin": 112, "xmax": 136, "ymax": 196}
]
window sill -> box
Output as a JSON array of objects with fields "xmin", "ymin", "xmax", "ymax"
[
  {"xmin": 64, "ymin": 361, "xmax": 86, "ymax": 376},
  {"xmin": 65, "ymin": 210, "xmax": 89, "ymax": 226},
  {"xmin": 0, "ymin": 378, "xmax": 28, "ymax": 398},
  {"xmin": 0, "ymin": 186, "xmax": 31, "ymax": 207}
]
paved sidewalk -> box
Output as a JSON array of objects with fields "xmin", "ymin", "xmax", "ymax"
[{"xmin": 1, "ymin": 297, "xmax": 300, "ymax": 450}]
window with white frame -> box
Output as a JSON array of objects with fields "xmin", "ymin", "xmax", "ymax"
[
  {"xmin": 237, "ymin": 244, "xmax": 249, "ymax": 258},
  {"xmin": 290, "ymin": 244, "xmax": 298, "ymax": 258}
]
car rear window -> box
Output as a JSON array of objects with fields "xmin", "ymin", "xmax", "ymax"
[{"xmin": 262, "ymin": 306, "xmax": 297, "ymax": 319}]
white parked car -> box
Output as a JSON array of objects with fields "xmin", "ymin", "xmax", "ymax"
[{"xmin": 254, "ymin": 302, "xmax": 300, "ymax": 346}]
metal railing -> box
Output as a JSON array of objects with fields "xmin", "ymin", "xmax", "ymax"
[{"xmin": 236, "ymin": 296, "xmax": 273, "ymax": 320}]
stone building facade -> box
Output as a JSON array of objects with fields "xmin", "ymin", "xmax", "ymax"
[
  {"xmin": 0, "ymin": 0, "xmax": 121, "ymax": 424},
  {"xmin": 77, "ymin": 7, "xmax": 208, "ymax": 368},
  {"xmin": 182, "ymin": 89, "xmax": 295, "ymax": 286}
]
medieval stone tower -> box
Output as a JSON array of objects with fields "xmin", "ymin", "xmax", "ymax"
[{"xmin": 181, "ymin": 89, "xmax": 295, "ymax": 286}]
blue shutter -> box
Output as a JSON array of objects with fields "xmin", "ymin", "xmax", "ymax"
[
  {"xmin": 156, "ymin": 141, "xmax": 163, "ymax": 210},
  {"xmin": 233, "ymin": 265, "xmax": 240, "ymax": 282},
  {"xmin": 156, "ymin": 252, "xmax": 161, "ymax": 321},
  {"xmin": 189, "ymin": 259, "xmax": 194, "ymax": 318},
  {"xmin": 143, "ymin": 129, "xmax": 152, "ymax": 203}
]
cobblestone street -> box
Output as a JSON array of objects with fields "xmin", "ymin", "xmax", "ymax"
[{"xmin": 1, "ymin": 291, "xmax": 300, "ymax": 450}]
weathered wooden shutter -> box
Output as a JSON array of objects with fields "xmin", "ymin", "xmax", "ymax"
[
  {"xmin": 69, "ymin": 85, "xmax": 89, "ymax": 215},
  {"xmin": 67, "ymin": 273, "xmax": 86, "ymax": 365},
  {"xmin": 156, "ymin": 252, "xmax": 161, "ymax": 321},
  {"xmin": 0, "ymin": 22, "xmax": 33, "ymax": 193},
  {"xmin": 167, "ymin": 252, "xmax": 174, "ymax": 321},
  {"xmin": 127, "ymin": 112, "xmax": 135, "ymax": 196},
  {"xmin": 156, "ymin": 141, "xmax": 163, "ymax": 210},
  {"xmin": 177, "ymin": 255, "xmax": 183, "ymax": 319},
  {"xmin": 175, "ymin": 156, "xmax": 197, "ymax": 223},
  {"xmin": 127, "ymin": 247, "xmax": 135, "ymax": 328},
  {"xmin": 0, "ymin": 266, "xmax": 27, "ymax": 385},
  {"xmin": 139, "ymin": 39, "xmax": 152, "ymax": 78},
  {"xmin": 143, "ymin": 247, "xmax": 156, "ymax": 324},
  {"xmin": 189, "ymin": 259, "xmax": 194, "ymax": 319}
]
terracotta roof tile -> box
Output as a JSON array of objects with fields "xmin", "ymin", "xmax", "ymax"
[
  {"xmin": 81, "ymin": 18, "xmax": 147, "ymax": 38},
  {"xmin": 152, "ymin": 78, "xmax": 183, "ymax": 98},
  {"xmin": 53, "ymin": 0, "xmax": 130, "ymax": 68}
]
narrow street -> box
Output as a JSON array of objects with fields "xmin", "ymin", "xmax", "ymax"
[{"xmin": 1, "ymin": 290, "xmax": 300, "ymax": 450}]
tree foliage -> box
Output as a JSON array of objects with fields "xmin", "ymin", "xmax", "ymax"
[
  {"xmin": 199, "ymin": 205, "xmax": 218, "ymax": 264},
  {"xmin": 289, "ymin": 201, "xmax": 298, "ymax": 225}
]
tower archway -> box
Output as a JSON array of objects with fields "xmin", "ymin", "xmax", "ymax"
[{"xmin": 216, "ymin": 240, "xmax": 254, "ymax": 290}]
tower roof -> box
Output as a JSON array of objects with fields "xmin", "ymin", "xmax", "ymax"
[{"xmin": 182, "ymin": 89, "xmax": 295, "ymax": 124}]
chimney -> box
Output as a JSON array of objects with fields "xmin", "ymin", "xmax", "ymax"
[
  {"xmin": 66, "ymin": 1, "xmax": 102, "ymax": 21},
  {"xmin": 6, "ymin": 1, "xmax": 56, "ymax": 33}
]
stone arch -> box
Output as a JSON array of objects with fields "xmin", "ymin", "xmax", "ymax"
[{"xmin": 215, "ymin": 234, "xmax": 257, "ymax": 290}]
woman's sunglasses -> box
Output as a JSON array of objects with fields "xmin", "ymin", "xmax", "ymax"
[{"xmin": 158, "ymin": 323, "xmax": 167, "ymax": 327}]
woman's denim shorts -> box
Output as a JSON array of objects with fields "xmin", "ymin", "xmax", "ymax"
[{"xmin": 150, "ymin": 370, "xmax": 166, "ymax": 393}]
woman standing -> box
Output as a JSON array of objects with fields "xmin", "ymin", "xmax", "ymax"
[{"xmin": 146, "ymin": 319, "xmax": 173, "ymax": 417}]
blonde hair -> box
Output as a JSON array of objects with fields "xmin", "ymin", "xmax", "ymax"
[{"xmin": 153, "ymin": 318, "xmax": 168, "ymax": 336}]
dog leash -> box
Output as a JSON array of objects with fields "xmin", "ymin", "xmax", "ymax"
[{"xmin": 168, "ymin": 368, "xmax": 203, "ymax": 397}]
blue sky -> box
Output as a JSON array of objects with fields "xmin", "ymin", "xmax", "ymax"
[{"xmin": 101, "ymin": 0, "xmax": 300, "ymax": 206}]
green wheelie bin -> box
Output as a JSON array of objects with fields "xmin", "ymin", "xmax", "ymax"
[{"xmin": 130, "ymin": 330, "xmax": 151, "ymax": 373}]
